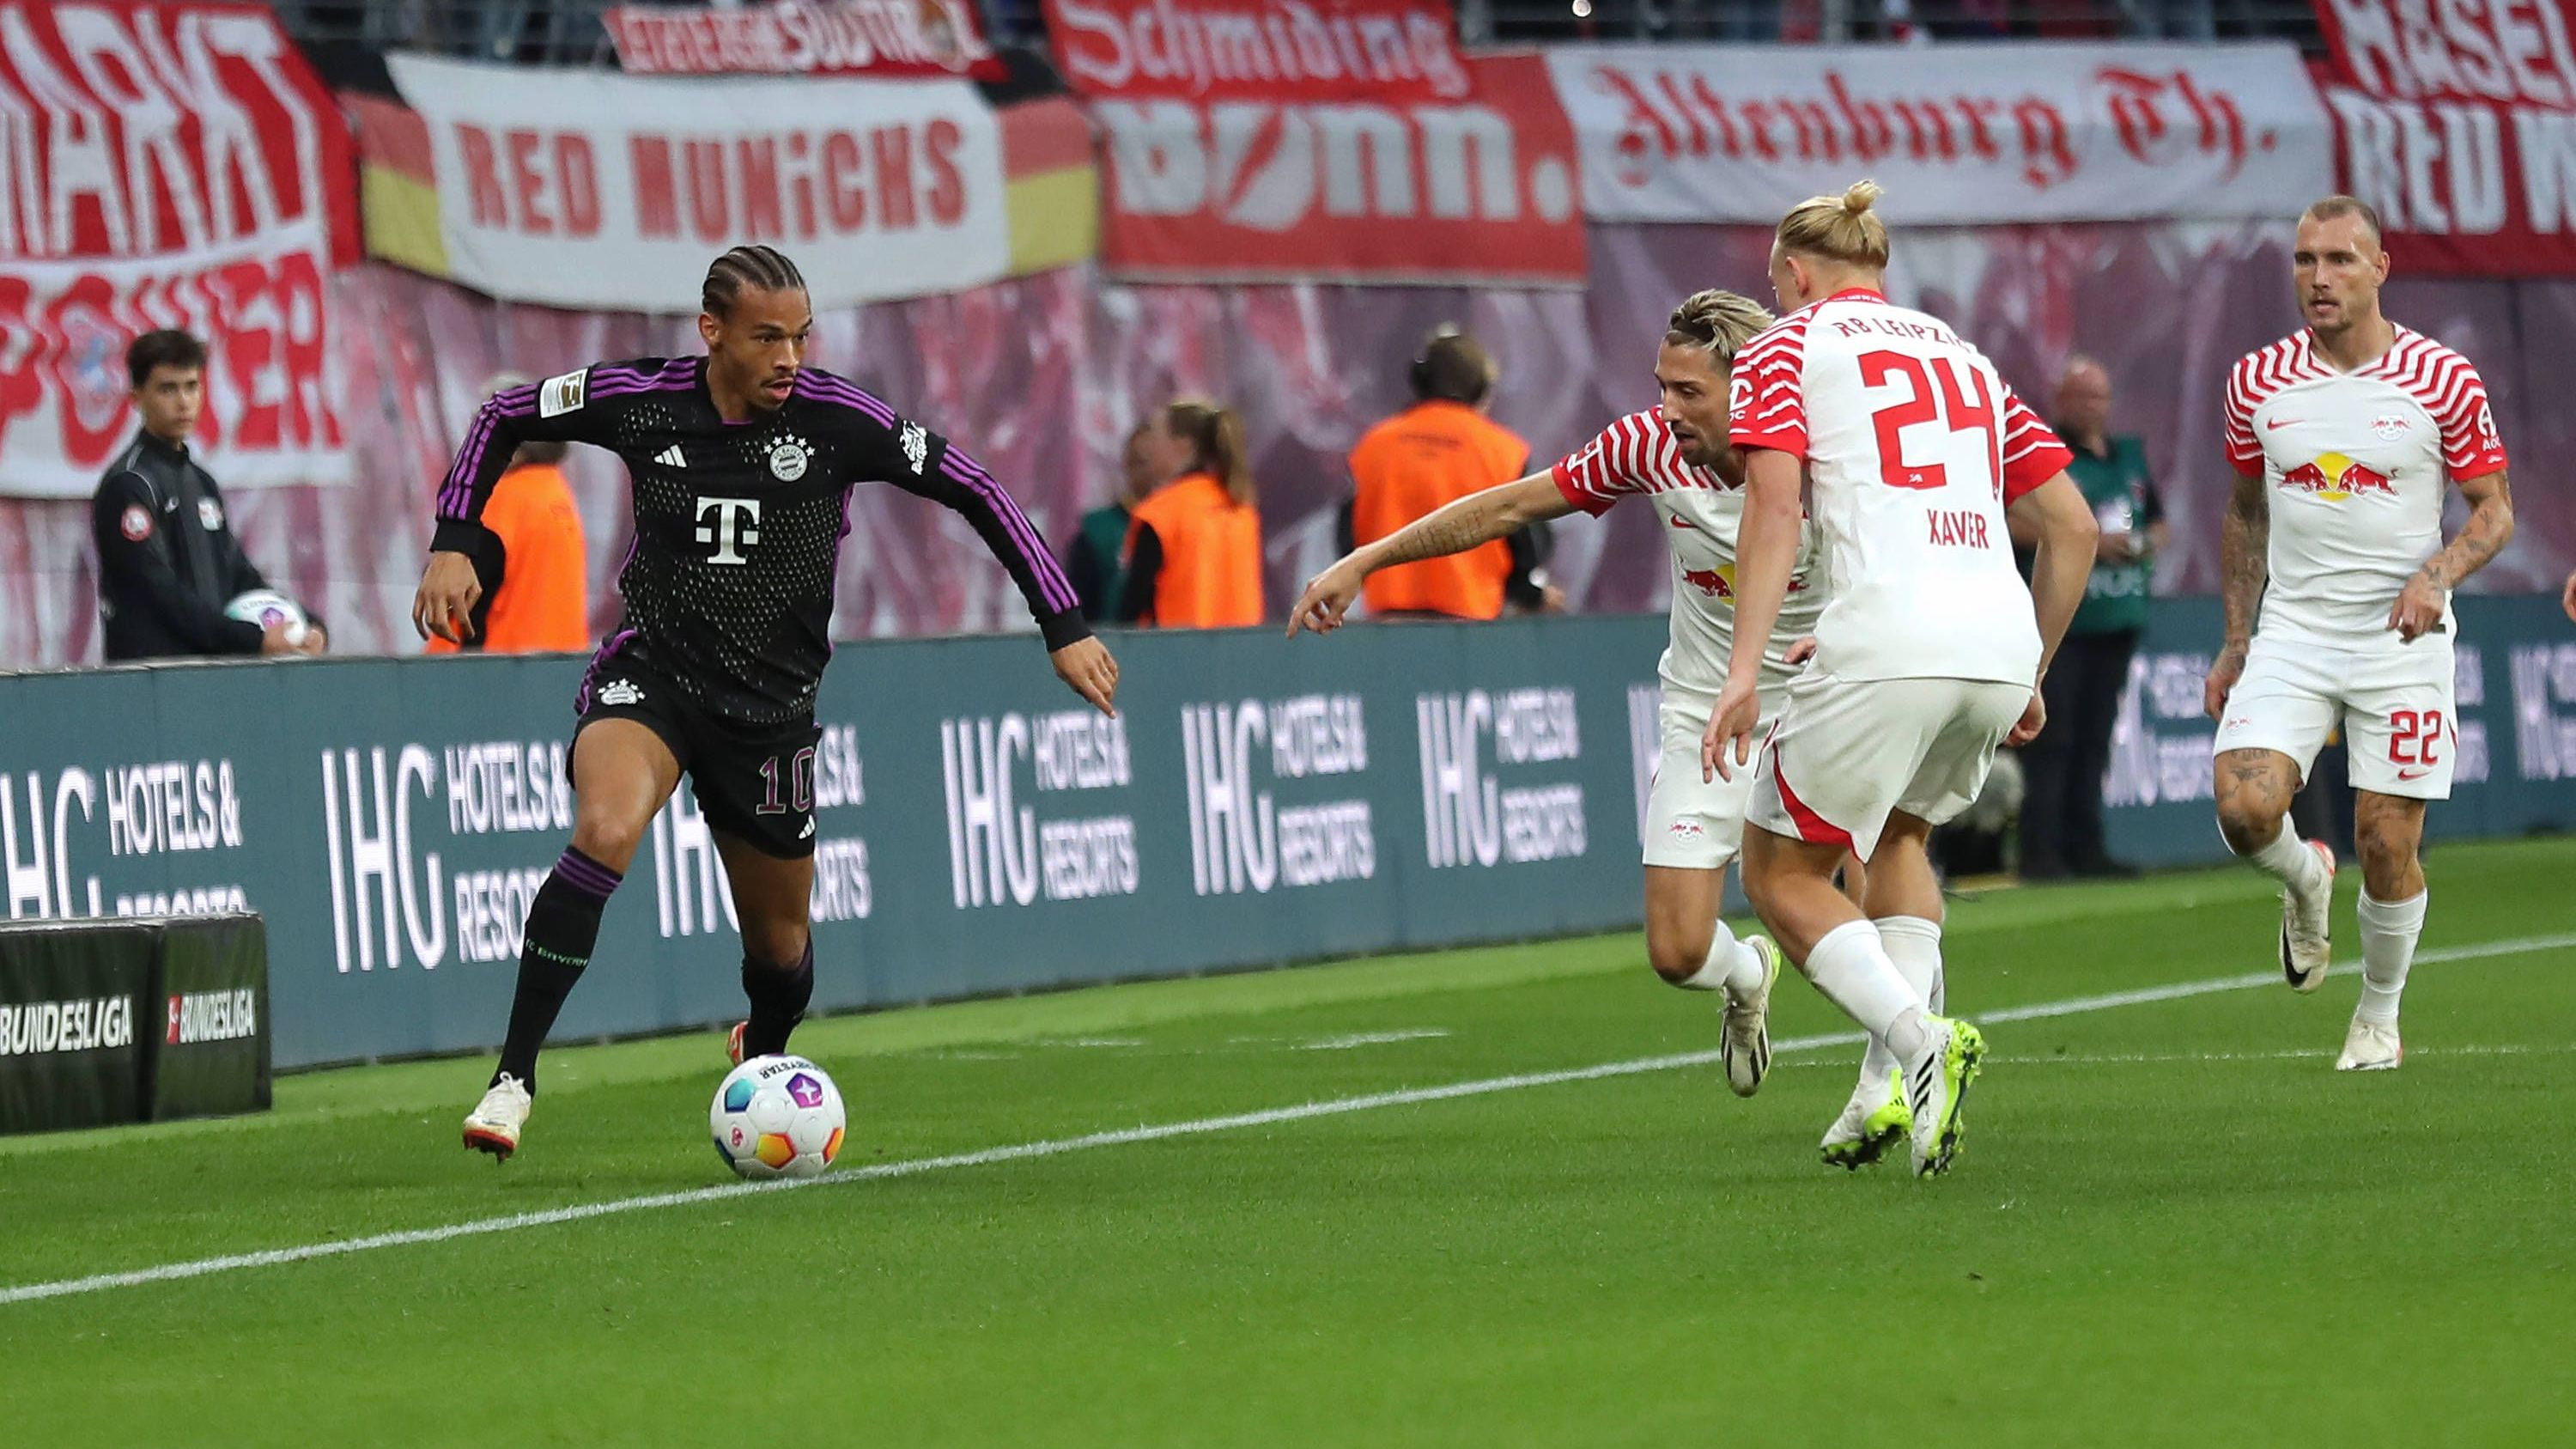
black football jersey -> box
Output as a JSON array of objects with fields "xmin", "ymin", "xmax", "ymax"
[{"xmin": 432, "ymin": 357, "xmax": 1088, "ymax": 727}]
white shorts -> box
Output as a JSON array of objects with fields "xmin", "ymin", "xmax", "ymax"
[
  {"xmin": 1748, "ymin": 673, "xmax": 2032, "ymax": 861},
  {"xmin": 1643, "ymin": 688, "xmax": 1779, "ymax": 870},
  {"xmin": 2211, "ymin": 635, "xmax": 2457, "ymax": 800}
]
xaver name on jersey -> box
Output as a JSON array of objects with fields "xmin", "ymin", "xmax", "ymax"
[{"xmin": 431, "ymin": 356, "xmax": 1082, "ymax": 727}]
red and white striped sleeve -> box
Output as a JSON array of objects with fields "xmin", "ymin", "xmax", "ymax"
[
  {"xmin": 1998, "ymin": 381, "xmax": 2075, "ymax": 503},
  {"xmin": 2425, "ymin": 351, "xmax": 2509, "ymax": 482},
  {"xmin": 1728, "ymin": 320, "xmax": 1809, "ymax": 456},
  {"xmin": 2222, "ymin": 351, "xmax": 2267, "ymax": 478},
  {"xmin": 1551, "ymin": 411, "xmax": 1665, "ymax": 516}
]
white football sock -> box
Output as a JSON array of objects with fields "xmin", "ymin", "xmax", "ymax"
[
  {"xmin": 2245, "ymin": 819, "xmax": 2325, "ymax": 893},
  {"xmin": 1851, "ymin": 916, "xmax": 1943, "ymax": 1086},
  {"xmin": 1804, "ymin": 919, "xmax": 1932, "ymax": 1062},
  {"xmin": 1673, "ymin": 919, "xmax": 1766, "ymax": 997},
  {"xmin": 2355, "ymin": 890, "xmax": 2427, "ymax": 1025}
]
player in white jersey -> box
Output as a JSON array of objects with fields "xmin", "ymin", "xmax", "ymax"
[
  {"xmin": 1289, "ymin": 290, "xmax": 1832, "ymax": 1099},
  {"xmin": 2206, "ymin": 196, "xmax": 2514, "ymax": 1071},
  {"xmin": 1707, "ymin": 183, "xmax": 2100, "ymax": 1177}
]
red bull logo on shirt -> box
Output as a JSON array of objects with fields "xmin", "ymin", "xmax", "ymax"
[
  {"xmin": 2280, "ymin": 452, "xmax": 2395, "ymax": 502},
  {"xmin": 1678, "ymin": 564, "xmax": 1808, "ymax": 601}
]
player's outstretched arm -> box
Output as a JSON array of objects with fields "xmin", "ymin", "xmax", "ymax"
[
  {"xmin": 2007, "ymin": 472, "xmax": 2100, "ymax": 745},
  {"xmin": 2392, "ymin": 469, "xmax": 2514, "ymax": 642},
  {"xmin": 421, "ymin": 371, "xmax": 617, "ymax": 642},
  {"xmin": 1702, "ymin": 447, "xmax": 1801, "ymax": 783},
  {"xmin": 1286, "ymin": 472, "xmax": 1574, "ymax": 637},
  {"xmin": 2205, "ymin": 468, "xmax": 2270, "ymax": 720}
]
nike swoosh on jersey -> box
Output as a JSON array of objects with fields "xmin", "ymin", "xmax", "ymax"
[{"xmin": 2264, "ymin": 417, "xmax": 2306, "ymax": 430}]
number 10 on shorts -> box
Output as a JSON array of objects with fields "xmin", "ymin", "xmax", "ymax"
[{"xmin": 756, "ymin": 747, "xmax": 817, "ymax": 816}]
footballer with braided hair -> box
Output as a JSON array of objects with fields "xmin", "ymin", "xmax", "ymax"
[{"xmin": 416, "ymin": 244, "xmax": 1121, "ymax": 1160}]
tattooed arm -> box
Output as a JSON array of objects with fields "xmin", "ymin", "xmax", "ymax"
[
  {"xmin": 2205, "ymin": 468, "xmax": 2270, "ymax": 720},
  {"xmin": 2391, "ymin": 470, "xmax": 2514, "ymax": 642},
  {"xmin": 1287, "ymin": 472, "xmax": 1575, "ymax": 636}
]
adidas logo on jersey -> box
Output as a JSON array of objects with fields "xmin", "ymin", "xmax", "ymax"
[
  {"xmin": 798, "ymin": 819, "xmax": 817, "ymax": 841},
  {"xmin": 597, "ymin": 679, "xmax": 644, "ymax": 707},
  {"xmin": 655, "ymin": 446, "xmax": 686, "ymax": 468}
]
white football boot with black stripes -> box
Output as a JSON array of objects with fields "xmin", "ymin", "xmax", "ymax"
[
  {"xmin": 1720, "ymin": 936, "xmax": 1785, "ymax": 1098},
  {"xmin": 1902, "ymin": 1015, "xmax": 1987, "ymax": 1178}
]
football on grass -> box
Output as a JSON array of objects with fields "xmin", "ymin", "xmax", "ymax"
[{"xmin": 710, "ymin": 1055, "xmax": 846, "ymax": 1180}]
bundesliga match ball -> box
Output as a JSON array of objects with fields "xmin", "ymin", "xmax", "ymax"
[
  {"xmin": 710, "ymin": 1055, "xmax": 846, "ymax": 1180},
  {"xmin": 223, "ymin": 588, "xmax": 310, "ymax": 646}
]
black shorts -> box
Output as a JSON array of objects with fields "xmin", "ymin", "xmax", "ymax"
[{"xmin": 574, "ymin": 650, "xmax": 820, "ymax": 860}]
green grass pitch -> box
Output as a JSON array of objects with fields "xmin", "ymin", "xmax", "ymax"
[{"xmin": 3, "ymin": 837, "xmax": 2572, "ymax": 1446}]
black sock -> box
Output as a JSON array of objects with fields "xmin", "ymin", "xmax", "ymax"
[
  {"xmin": 493, "ymin": 848, "xmax": 622, "ymax": 1093},
  {"xmin": 741, "ymin": 940, "xmax": 816, "ymax": 1059}
]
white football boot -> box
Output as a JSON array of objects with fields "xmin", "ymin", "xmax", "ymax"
[
  {"xmin": 1820, "ymin": 1068, "xmax": 1911, "ymax": 1171},
  {"xmin": 2336, "ymin": 1014, "xmax": 2403, "ymax": 1071},
  {"xmin": 461, "ymin": 1074, "xmax": 532, "ymax": 1160},
  {"xmin": 1904, "ymin": 1016, "xmax": 1988, "ymax": 1179},
  {"xmin": 1720, "ymin": 937, "xmax": 1784, "ymax": 1099},
  {"xmin": 2281, "ymin": 840, "xmax": 2336, "ymax": 993}
]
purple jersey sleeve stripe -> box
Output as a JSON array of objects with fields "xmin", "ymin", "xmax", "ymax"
[
  {"xmin": 793, "ymin": 372, "xmax": 898, "ymax": 427},
  {"xmin": 438, "ymin": 392, "xmax": 538, "ymax": 519},
  {"xmin": 943, "ymin": 452, "xmax": 1077, "ymax": 612},
  {"xmin": 586, "ymin": 373, "xmax": 699, "ymax": 401}
]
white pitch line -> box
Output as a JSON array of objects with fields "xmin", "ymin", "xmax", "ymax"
[{"xmin": 4, "ymin": 930, "xmax": 2569, "ymax": 1309}]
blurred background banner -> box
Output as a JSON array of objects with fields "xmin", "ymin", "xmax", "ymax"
[
  {"xmin": 2311, "ymin": 0, "xmax": 2576, "ymax": 276},
  {"xmin": 1046, "ymin": 0, "xmax": 1586, "ymax": 283},
  {"xmin": 602, "ymin": 0, "xmax": 1005, "ymax": 80},
  {"xmin": 12, "ymin": 219, "xmax": 2576, "ymax": 666},
  {"xmin": 1547, "ymin": 42, "xmax": 2335, "ymax": 222},
  {"xmin": 374, "ymin": 54, "xmax": 1016, "ymax": 310},
  {"xmin": 0, "ymin": 1, "xmax": 357, "ymax": 500}
]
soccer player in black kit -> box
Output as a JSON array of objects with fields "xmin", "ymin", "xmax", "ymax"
[{"xmin": 416, "ymin": 247, "xmax": 1121, "ymax": 1160}]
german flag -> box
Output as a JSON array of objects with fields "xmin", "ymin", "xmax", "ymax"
[
  {"xmin": 347, "ymin": 91, "xmax": 447, "ymax": 279},
  {"xmin": 999, "ymin": 96, "xmax": 1097, "ymax": 277}
]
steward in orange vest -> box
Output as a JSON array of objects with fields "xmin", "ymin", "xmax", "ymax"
[{"xmin": 1121, "ymin": 399, "xmax": 1264, "ymax": 628}]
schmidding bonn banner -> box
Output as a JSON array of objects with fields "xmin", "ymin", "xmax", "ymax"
[
  {"xmin": 0, "ymin": 2, "xmax": 358, "ymax": 499},
  {"xmin": 5, "ymin": 606, "xmax": 2576, "ymax": 1071},
  {"xmin": 381, "ymin": 54, "xmax": 1013, "ymax": 311},
  {"xmin": 1545, "ymin": 42, "xmax": 2334, "ymax": 223},
  {"xmin": 1043, "ymin": 0, "xmax": 1585, "ymax": 284}
]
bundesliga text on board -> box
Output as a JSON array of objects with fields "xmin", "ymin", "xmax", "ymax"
[
  {"xmin": 1179, "ymin": 694, "xmax": 1375, "ymax": 898},
  {"xmin": 941, "ymin": 710, "xmax": 1139, "ymax": 908},
  {"xmin": 166, "ymin": 989, "xmax": 258, "ymax": 1047},
  {"xmin": 0, "ymin": 995, "xmax": 136, "ymax": 1059},
  {"xmin": 0, "ymin": 760, "xmax": 249, "ymax": 922},
  {"xmin": 1415, "ymin": 688, "xmax": 1589, "ymax": 870}
]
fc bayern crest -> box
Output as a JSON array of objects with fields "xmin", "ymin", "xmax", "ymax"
[
  {"xmin": 2370, "ymin": 414, "xmax": 2410, "ymax": 441},
  {"xmin": 768, "ymin": 435, "xmax": 811, "ymax": 482}
]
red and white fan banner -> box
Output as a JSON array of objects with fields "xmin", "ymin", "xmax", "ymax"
[
  {"xmin": 384, "ymin": 54, "xmax": 1013, "ymax": 312},
  {"xmin": 2312, "ymin": 0, "xmax": 2576, "ymax": 274},
  {"xmin": 0, "ymin": 2, "xmax": 357, "ymax": 499},
  {"xmin": 1545, "ymin": 42, "xmax": 2333, "ymax": 224},
  {"xmin": 605, "ymin": 1, "xmax": 1003, "ymax": 81},
  {"xmin": 1043, "ymin": 0, "xmax": 1584, "ymax": 285}
]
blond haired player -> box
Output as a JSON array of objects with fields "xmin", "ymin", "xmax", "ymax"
[
  {"xmin": 2206, "ymin": 197, "xmax": 2513, "ymax": 1071},
  {"xmin": 1707, "ymin": 182, "xmax": 2099, "ymax": 1177},
  {"xmin": 1291, "ymin": 290, "xmax": 1832, "ymax": 1101}
]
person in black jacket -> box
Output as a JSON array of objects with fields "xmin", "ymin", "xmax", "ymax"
[{"xmin": 91, "ymin": 330, "xmax": 325, "ymax": 661}]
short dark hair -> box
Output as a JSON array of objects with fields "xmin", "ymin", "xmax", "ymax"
[
  {"xmin": 702, "ymin": 245, "xmax": 807, "ymax": 320},
  {"xmin": 2301, "ymin": 195, "xmax": 2385, "ymax": 250},
  {"xmin": 126, "ymin": 330, "xmax": 206, "ymax": 389},
  {"xmin": 1411, "ymin": 328, "xmax": 1495, "ymax": 405}
]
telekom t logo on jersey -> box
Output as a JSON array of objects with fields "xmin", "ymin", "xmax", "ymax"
[{"xmin": 695, "ymin": 497, "xmax": 762, "ymax": 564}]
